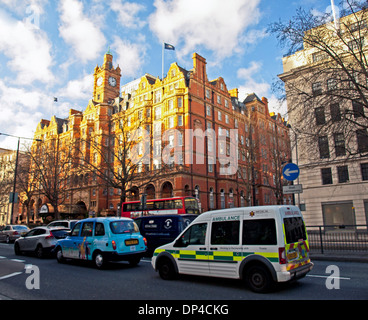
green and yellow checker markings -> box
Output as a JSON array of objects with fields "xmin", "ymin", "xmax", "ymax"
[{"xmin": 154, "ymin": 249, "xmax": 279, "ymax": 263}]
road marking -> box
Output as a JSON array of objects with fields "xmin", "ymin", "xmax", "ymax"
[
  {"xmin": 307, "ymin": 274, "xmax": 351, "ymax": 280},
  {"xmin": 141, "ymin": 259, "xmax": 152, "ymax": 263},
  {"xmin": 10, "ymin": 259, "xmax": 25, "ymax": 263},
  {"xmin": 0, "ymin": 272, "xmax": 23, "ymax": 280}
]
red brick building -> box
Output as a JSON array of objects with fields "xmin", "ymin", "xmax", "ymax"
[{"xmin": 26, "ymin": 52, "xmax": 291, "ymax": 221}]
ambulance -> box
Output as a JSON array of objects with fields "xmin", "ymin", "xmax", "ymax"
[{"xmin": 151, "ymin": 205, "xmax": 313, "ymax": 293}]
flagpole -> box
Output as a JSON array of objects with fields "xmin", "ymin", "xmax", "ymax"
[
  {"xmin": 162, "ymin": 42, "xmax": 164, "ymax": 80},
  {"xmin": 331, "ymin": 0, "xmax": 339, "ymax": 30}
]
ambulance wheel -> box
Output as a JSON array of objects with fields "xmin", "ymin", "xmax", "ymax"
[
  {"xmin": 158, "ymin": 258, "xmax": 177, "ymax": 280},
  {"xmin": 245, "ymin": 265, "xmax": 273, "ymax": 293}
]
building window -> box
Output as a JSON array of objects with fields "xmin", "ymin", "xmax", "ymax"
[
  {"xmin": 315, "ymin": 107, "xmax": 326, "ymax": 125},
  {"xmin": 348, "ymin": 37, "xmax": 364, "ymax": 51},
  {"xmin": 177, "ymin": 97, "xmax": 183, "ymax": 108},
  {"xmin": 218, "ymin": 111, "xmax": 222, "ymax": 121},
  {"xmin": 168, "ymin": 99, "xmax": 174, "ymax": 111},
  {"xmin": 357, "ymin": 129, "xmax": 368, "ymax": 153},
  {"xmin": 220, "ymin": 189, "xmax": 225, "ymax": 209},
  {"xmin": 321, "ymin": 168, "xmax": 333, "ymax": 185},
  {"xmin": 361, "ymin": 163, "xmax": 368, "ymax": 180},
  {"xmin": 337, "ymin": 166, "xmax": 349, "ymax": 183},
  {"xmin": 352, "ymin": 100, "xmax": 364, "ymax": 118},
  {"xmin": 327, "ymin": 78, "xmax": 337, "ymax": 91},
  {"xmin": 209, "ymin": 188, "xmax": 215, "ymax": 209},
  {"xmin": 334, "ymin": 132, "xmax": 346, "ymax": 157},
  {"xmin": 322, "ymin": 202, "xmax": 355, "ymax": 228},
  {"xmin": 312, "ymin": 51, "xmax": 327, "ymax": 63},
  {"xmin": 312, "ymin": 82, "xmax": 322, "ymax": 95},
  {"xmin": 154, "ymin": 90, "xmax": 161, "ymax": 103},
  {"xmin": 330, "ymin": 103, "xmax": 341, "ymax": 122},
  {"xmin": 154, "ymin": 106, "xmax": 161, "ymax": 120},
  {"xmin": 318, "ymin": 136, "xmax": 330, "ymax": 158},
  {"xmin": 168, "ymin": 116, "xmax": 174, "ymax": 128}
]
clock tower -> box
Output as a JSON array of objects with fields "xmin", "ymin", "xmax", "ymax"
[{"xmin": 93, "ymin": 50, "xmax": 121, "ymax": 103}]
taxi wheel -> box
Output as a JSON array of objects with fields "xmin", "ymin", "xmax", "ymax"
[
  {"xmin": 129, "ymin": 256, "xmax": 141, "ymax": 266},
  {"xmin": 158, "ymin": 258, "xmax": 177, "ymax": 280},
  {"xmin": 93, "ymin": 251, "xmax": 106, "ymax": 269},
  {"xmin": 56, "ymin": 247, "xmax": 65, "ymax": 263},
  {"xmin": 245, "ymin": 265, "xmax": 273, "ymax": 293}
]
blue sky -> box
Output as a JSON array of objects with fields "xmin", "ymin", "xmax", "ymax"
[{"xmin": 0, "ymin": 0, "xmax": 337, "ymax": 149}]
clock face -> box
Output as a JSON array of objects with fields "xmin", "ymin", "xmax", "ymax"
[
  {"xmin": 97, "ymin": 77, "xmax": 103, "ymax": 86},
  {"xmin": 108, "ymin": 76, "xmax": 116, "ymax": 87}
]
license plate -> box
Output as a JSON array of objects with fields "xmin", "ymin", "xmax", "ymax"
[
  {"xmin": 287, "ymin": 251, "xmax": 298, "ymax": 260},
  {"xmin": 125, "ymin": 239, "xmax": 139, "ymax": 246}
]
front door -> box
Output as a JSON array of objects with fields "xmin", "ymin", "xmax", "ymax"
[
  {"xmin": 174, "ymin": 222, "xmax": 209, "ymax": 276},
  {"xmin": 208, "ymin": 216, "xmax": 242, "ymax": 278},
  {"xmin": 62, "ymin": 222, "xmax": 82, "ymax": 259}
]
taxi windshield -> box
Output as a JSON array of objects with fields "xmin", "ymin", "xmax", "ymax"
[{"xmin": 110, "ymin": 221, "xmax": 139, "ymax": 234}]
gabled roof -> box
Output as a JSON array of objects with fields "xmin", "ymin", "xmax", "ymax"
[{"xmin": 243, "ymin": 93, "xmax": 263, "ymax": 104}]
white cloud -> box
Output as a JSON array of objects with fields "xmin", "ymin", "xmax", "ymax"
[
  {"xmin": 58, "ymin": 74, "xmax": 93, "ymax": 101},
  {"xmin": 237, "ymin": 61, "xmax": 270, "ymax": 99},
  {"xmin": 111, "ymin": 36, "xmax": 147, "ymax": 78},
  {"xmin": 237, "ymin": 61, "xmax": 287, "ymax": 116},
  {"xmin": 0, "ymin": 9, "xmax": 53, "ymax": 85},
  {"xmin": 149, "ymin": 0, "xmax": 262, "ymax": 60},
  {"xmin": 0, "ymin": 80, "xmax": 49, "ymax": 144},
  {"xmin": 110, "ymin": 0, "xmax": 146, "ymax": 29},
  {"xmin": 58, "ymin": 0, "xmax": 106, "ymax": 63}
]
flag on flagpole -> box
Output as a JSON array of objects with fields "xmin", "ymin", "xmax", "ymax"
[
  {"xmin": 164, "ymin": 43, "xmax": 175, "ymax": 50},
  {"xmin": 162, "ymin": 42, "xmax": 175, "ymax": 79}
]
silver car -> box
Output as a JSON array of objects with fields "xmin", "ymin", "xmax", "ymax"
[
  {"xmin": 0, "ymin": 225, "xmax": 30, "ymax": 243},
  {"xmin": 14, "ymin": 227, "xmax": 70, "ymax": 258},
  {"xmin": 47, "ymin": 220, "xmax": 78, "ymax": 229}
]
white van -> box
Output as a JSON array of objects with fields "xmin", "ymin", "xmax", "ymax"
[{"xmin": 151, "ymin": 205, "xmax": 313, "ymax": 293}]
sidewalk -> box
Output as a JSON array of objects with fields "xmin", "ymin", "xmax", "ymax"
[{"xmin": 310, "ymin": 251, "xmax": 368, "ymax": 263}]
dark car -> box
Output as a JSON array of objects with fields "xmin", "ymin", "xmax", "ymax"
[{"xmin": 134, "ymin": 214, "xmax": 197, "ymax": 256}]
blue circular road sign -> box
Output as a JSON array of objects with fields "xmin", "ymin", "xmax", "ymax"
[{"xmin": 282, "ymin": 163, "xmax": 300, "ymax": 181}]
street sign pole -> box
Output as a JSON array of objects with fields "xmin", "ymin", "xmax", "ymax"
[{"xmin": 282, "ymin": 162, "xmax": 301, "ymax": 207}]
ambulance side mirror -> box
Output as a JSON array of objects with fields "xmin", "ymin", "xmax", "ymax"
[{"xmin": 174, "ymin": 237, "xmax": 186, "ymax": 247}]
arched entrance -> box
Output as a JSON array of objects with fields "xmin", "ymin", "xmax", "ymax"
[
  {"xmin": 145, "ymin": 184, "xmax": 156, "ymax": 199},
  {"xmin": 161, "ymin": 181, "xmax": 173, "ymax": 198},
  {"xmin": 75, "ymin": 201, "xmax": 88, "ymax": 219},
  {"xmin": 130, "ymin": 186, "xmax": 140, "ymax": 200}
]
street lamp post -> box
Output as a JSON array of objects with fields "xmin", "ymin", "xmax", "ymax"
[{"xmin": 0, "ymin": 132, "xmax": 41, "ymax": 224}]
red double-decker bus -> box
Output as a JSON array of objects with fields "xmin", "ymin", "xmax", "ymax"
[{"xmin": 121, "ymin": 196, "xmax": 200, "ymax": 218}]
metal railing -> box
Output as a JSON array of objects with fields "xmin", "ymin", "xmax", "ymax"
[{"xmin": 306, "ymin": 225, "xmax": 368, "ymax": 254}]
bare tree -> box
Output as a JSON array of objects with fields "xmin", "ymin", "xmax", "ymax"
[
  {"xmin": 0, "ymin": 152, "xmax": 14, "ymax": 223},
  {"xmin": 270, "ymin": 1, "xmax": 368, "ymax": 162},
  {"xmin": 29, "ymin": 137, "xmax": 74, "ymax": 220},
  {"xmin": 76, "ymin": 104, "xmax": 169, "ymax": 216}
]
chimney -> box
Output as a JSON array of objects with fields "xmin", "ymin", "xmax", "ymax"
[
  {"xmin": 229, "ymin": 88, "xmax": 239, "ymax": 98},
  {"xmin": 192, "ymin": 53, "xmax": 207, "ymax": 81}
]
